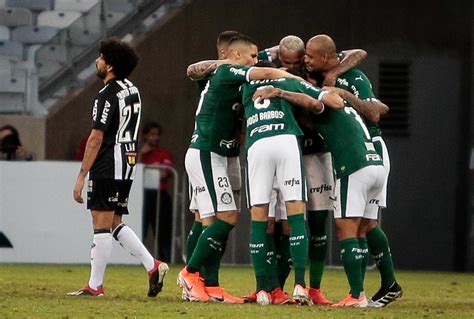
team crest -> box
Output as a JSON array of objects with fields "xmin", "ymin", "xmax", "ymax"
[{"xmin": 221, "ymin": 192, "xmax": 233, "ymax": 204}]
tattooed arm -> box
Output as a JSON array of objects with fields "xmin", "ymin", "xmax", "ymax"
[
  {"xmin": 322, "ymin": 49, "xmax": 368, "ymax": 86},
  {"xmin": 186, "ymin": 59, "xmax": 230, "ymax": 80}
]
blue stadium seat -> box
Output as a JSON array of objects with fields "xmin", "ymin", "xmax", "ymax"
[
  {"xmin": 37, "ymin": 10, "xmax": 81, "ymax": 29},
  {"xmin": 0, "ymin": 40, "xmax": 23, "ymax": 59},
  {"xmin": 54, "ymin": 0, "xmax": 100, "ymax": 13},
  {"xmin": 5, "ymin": 0, "xmax": 53, "ymax": 11},
  {"xmin": 11, "ymin": 26, "xmax": 59, "ymax": 44},
  {"xmin": 0, "ymin": 7, "xmax": 33, "ymax": 27}
]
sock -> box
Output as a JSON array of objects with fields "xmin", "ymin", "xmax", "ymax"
[
  {"xmin": 186, "ymin": 221, "xmax": 203, "ymax": 263},
  {"xmin": 307, "ymin": 210, "xmax": 328, "ymax": 289},
  {"xmin": 202, "ymin": 226, "xmax": 228, "ymax": 287},
  {"xmin": 358, "ymin": 237, "xmax": 369, "ymax": 284},
  {"xmin": 366, "ymin": 226, "xmax": 396, "ymax": 288},
  {"xmin": 113, "ymin": 223, "xmax": 154, "ymax": 272},
  {"xmin": 265, "ymin": 232, "xmax": 280, "ymax": 291},
  {"xmin": 250, "ymin": 220, "xmax": 268, "ymax": 292},
  {"xmin": 89, "ymin": 229, "xmax": 112, "ymax": 290},
  {"xmin": 187, "ymin": 219, "xmax": 234, "ymax": 273},
  {"xmin": 340, "ymin": 237, "xmax": 363, "ymax": 298},
  {"xmin": 276, "ymin": 233, "xmax": 292, "ymax": 289},
  {"xmin": 287, "ymin": 213, "xmax": 308, "ymax": 287}
]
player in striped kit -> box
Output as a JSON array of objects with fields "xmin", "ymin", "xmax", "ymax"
[{"xmin": 68, "ymin": 37, "xmax": 168, "ymax": 297}]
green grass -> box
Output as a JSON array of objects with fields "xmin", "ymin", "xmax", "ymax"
[{"xmin": 0, "ymin": 264, "xmax": 473, "ymax": 318}]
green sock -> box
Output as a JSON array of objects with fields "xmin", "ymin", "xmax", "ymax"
[
  {"xmin": 366, "ymin": 226, "xmax": 396, "ymax": 288},
  {"xmin": 358, "ymin": 237, "xmax": 368, "ymax": 284},
  {"xmin": 307, "ymin": 210, "xmax": 328, "ymax": 289},
  {"xmin": 186, "ymin": 221, "xmax": 202, "ymax": 263},
  {"xmin": 265, "ymin": 233, "xmax": 280, "ymax": 291},
  {"xmin": 187, "ymin": 219, "xmax": 234, "ymax": 273},
  {"xmin": 202, "ymin": 230, "xmax": 228, "ymax": 287},
  {"xmin": 276, "ymin": 234, "xmax": 292, "ymax": 289},
  {"xmin": 340, "ymin": 237, "xmax": 363, "ymax": 298},
  {"xmin": 250, "ymin": 221, "xmax": 269, "ymax": 292},
  {"xmin": 287, "ymin": 213, "xmax": 308, "ymax": 287}
]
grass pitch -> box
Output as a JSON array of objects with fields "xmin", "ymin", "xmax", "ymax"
[{"xmin": 0, "ymin": 264, "xmax": 473, "ymax": 318}]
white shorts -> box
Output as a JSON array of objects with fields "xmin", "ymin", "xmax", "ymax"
[
  {"xmin": 333, "ymin": 165, "xmax": 386, "ymax": 220},
  {"xmin": 372, "ymin": 136, "xmax": 390, "ymax": 208},
  {"xmin": 304, "ymin": 152, "xmax": 335, "ymax": 211},
  {"xmin": 185, "ymin": 149, "xmax": 240, "ymax": 219},
  {"xmin": 268, "ymin": 180, "xmax": 287, "ymax": 221},
  {"xmin": 245, "ymin": 134, "xmax": 307, "ymax": 207}
]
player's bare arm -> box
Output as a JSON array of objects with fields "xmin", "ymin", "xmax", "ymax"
[
  {"xmin": 323, "ymin": 86, "xmax": 389, "ymax": 123},
  {"xmin": 253, "ymin": 87, "xmax": 343, "ymax": 113},
  {"xmin": 249, "ymin": 67, "xmax": 302, "ymax": 81},
  {"xmin": 73, "ymin": 129, "xmax": 104, "ymax": 203},
  {"xmin": 322, "ymin": 49, "xmax": 368, "ymax": 86},
  {"xmin": 186, "ymin": 59, "xmax": 230, "ymax": 80}
]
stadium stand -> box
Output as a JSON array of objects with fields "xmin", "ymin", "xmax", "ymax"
[
  {"xmin": 0, "ymin": 40, "xmax": 23, "ymax": 59},
  {"xmin": 0, "ymin": 7, "xmax": 33, "ymax": 27},
  {"xmin": 54, "ymin": 0, "xmax": 100, "ymax": 13},
  {"xmin": 37, "ymin": 10, "xmax": 82, "ymax": 29},
  {"xmin": 0, "ymin": 25, "xmax": 9, "ymax": 41},
  {"xmin": 5, "ymin": 0, "xmax": 53, "ymax": 11},
  {"xmin": 11, "ymin": 26, "xmax": 58, "ymax": 44}
]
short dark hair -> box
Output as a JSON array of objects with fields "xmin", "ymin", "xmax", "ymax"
[
  {"xmin": 142, "ymin": 121, "xmax": 161, "ymax": 136},
  {"xmin": 216, "ymin": 30, "xmax": 241, "ymax": 47},
  {"xmin": 227, "ymin": 34, "xmax": 258, "ymax": 49},
  {"xmin": 254, "ymin": 60, "xmax": 276, "ymax": 68},
  {"xmin": 0, "ymin": 124, "xmax": 20, "ymax": 140},
  {"xmin": 99, "ymin": 37, "xmax": 138, "ymax": 79}
]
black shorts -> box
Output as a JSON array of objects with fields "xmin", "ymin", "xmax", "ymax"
[{"xmin": 87, "ymin": 179, "xmax": 133, "ymax": 215}]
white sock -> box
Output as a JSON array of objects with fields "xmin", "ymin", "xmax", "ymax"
[
  {"xmin": 88, "ymin": 232, "xmax": 112, "ymax": 290},
  {"xmin": 113, "ymin": 224, "xmax": 155, "ymax": 272}
]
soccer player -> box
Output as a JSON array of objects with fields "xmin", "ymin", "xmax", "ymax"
[
  {"xmin": 252, "ymin": 35, "xmax": 367, "ymax": 305},
  {"xmin": 67, "ymin": 37, "xmax": 168, "ymax": 297},
  {"xmin": 302, "ymin": 34, "xmax": 389, "ymax": 307},
  {"xmin": 243, "ymin": 64, "xmax": 344, "ymax": 305},
  {"xmin": 308, "ymin": 35, "xmax": 403, "ymax": 307},
  {"xmin": 178, "ymin": 34, "xmax": 301, "ymax": 302},
  {"xmin": 184, "ymin": 31, "xmax": 245, "ymax": 303}
]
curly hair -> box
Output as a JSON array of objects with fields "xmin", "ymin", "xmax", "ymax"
[{"xmin": 99, "ymin": 37, "xmax": 139, "ymax": 79}]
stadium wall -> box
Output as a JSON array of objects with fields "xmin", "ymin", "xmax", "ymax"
[{"xmin": 40, "ymin": 0, "xmax": 472, "ymax": 270}]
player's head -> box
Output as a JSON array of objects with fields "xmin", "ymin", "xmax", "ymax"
[
  {"xmin": 216, "ymin": 30, "xmax": 241, "ymax": 59},
  {"xmin": 304, "ymin": 34, "xmax": 337, "ymax": 73},
  {"xmin": 142, "ymin": 121, "xmax": 162, "ymax": 147},
  {"xmin": 254, "ymin": 60, "xmax": 277, "ymax": 68},
  {"xmin": 226, "ymin": 34, "xmax": 258, "ymax": 66},
  {"xmin": 279, "ymin": 35, "xmax": 305, "ymax": 69},
  {"xmin": 96, "ymin": 37, "xmax": 138, "ymax": 80}
]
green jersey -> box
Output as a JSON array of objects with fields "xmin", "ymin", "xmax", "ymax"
[
  {"xmin": 257, "ymin": 49, "xmax": 273, "ymax": 62},
  {"xmin": 335, "ymin": 68, "xmax": 382, "ymax": 137},
  {"xmin": 241, "ymin": 78, "xmax": 326, "ymax": 150},
  {"xmin": 190, "ymin": 64, "xmax": 252, "ymax": 157}
]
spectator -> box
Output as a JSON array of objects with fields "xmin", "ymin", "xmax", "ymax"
[
  {"xmin": 0, "ymin": 125, "xmax": 34, "ymax": 161},
  {"xmin": 139, "ymin": 121, "xmax": 173, "ymax": 262}
]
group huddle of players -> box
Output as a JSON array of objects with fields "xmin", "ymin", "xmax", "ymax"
[{"xmin": 177, "ymin": 31, "xmax": 403, "ymax": 307}]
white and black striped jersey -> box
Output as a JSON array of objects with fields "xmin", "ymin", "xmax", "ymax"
[{"xmin": 90, "ymin": 78, "xmax": 142, "ymax": 180}]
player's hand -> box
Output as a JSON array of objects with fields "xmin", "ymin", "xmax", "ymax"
[
  {"xmin": 73, "ymin": 177, "xmax": 85, "ymax": 204},
  {"xmin": 252, "ymin": 86, "xmax": 280, "ymax": 101},
  {"xmin": 322, "ymin": 73, "xmax": 337, "ymax": 86}
]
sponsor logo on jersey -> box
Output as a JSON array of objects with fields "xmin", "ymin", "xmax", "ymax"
[
  {"xmin": 194, "ymin": 186, "xmax": 206, "ymax": 195},
  {"xmin": 309, "ymin": 184, "xmax": 332, "ymax": 194},
  {"xmin": 100, "ymin": 100, "xmax": 111, "ymax": 124},
  {"xmin": 219, "ymin": 139, "xmax": 238, "ymax": 149},
  {"xmin": 118, "ymin": 198, "xmax": 128, "ymax": 207},
  {"xmin": 249, "ymin": 123, "xmax": 285, "ymax": 137},
  {"xmin": 369, "ymin": 199, "xmax": 380, "ymax": 204},
  {"xmin": 229, "ymin": 67, "xmax": 246, "ymax": 76},
  {"xmin": 92, "ymin": 100, "xmax": 98, "ymax": 121},
  {"xmin": 250, "ymin": 78, "xmax": 285, "ymax": 85},
  {"xmin": 351, "ymin": 85, "xmax": 360, "ymax": 97},
  {"xmin": 366, "ymin": 154, "xmax": 382, "ymax": 161},
  {"xmin": 125, "ymin": 152, "xmax": 137, "ymax": 166},
  {"xmin": 247, "ymin": 111, "xmax": 284, "ymax": 127},
  {"xmin": 221, "ymin": 192, "xmax": 233, "ymax": 204},
  {"xmin": 284, "ymin": 178, "xmax": 300, "ymax": 187},
  {"xmin": 337, "ymin": 78, "xmax": 349, "ymax": 87}
]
